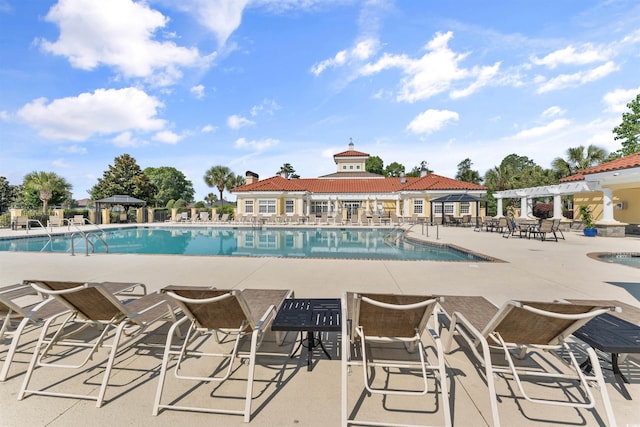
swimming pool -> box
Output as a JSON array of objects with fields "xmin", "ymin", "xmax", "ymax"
[
  {"xmin": 0, "ymin": 226, "xmax": 492, "ymax": 261},
  {"xmin": 589, "ymin": 252, "xmax": 640, "ymax": 269}
]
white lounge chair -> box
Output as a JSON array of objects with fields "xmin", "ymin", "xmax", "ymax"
[
  {"xmin": 153, "ymin": 286, "xmax": 293, "ymax": 422},
  {"xmin": 342, "ymin": 292, "xmax": 451, "ymax": 427},
  {"xmin": 441, "ymin": 296, "xmax": 618, "ymax": 427}
]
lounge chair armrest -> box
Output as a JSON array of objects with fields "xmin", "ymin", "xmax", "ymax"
[
  {"xmin": 360, "ymin": 295, "xmax": 440, "ymax": 311},
  {"xmin": 165, "ymin": 290, "xmax": 237, "ymax": 304},
  {"xmin": 254, "ymin": 304, "xmax": 277, "ymax": 331},
  {"xmin": 29, "ymin": 282, "xmax": 89, "ymax": 295},
  {"xmin": 519, "ymin": 303, "xmax": 613, "ymax": 320}
]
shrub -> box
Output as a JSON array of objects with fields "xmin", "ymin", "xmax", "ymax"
[{"xmin": 532, "ymin": 203, "xmax": 553, "ymax": 219}]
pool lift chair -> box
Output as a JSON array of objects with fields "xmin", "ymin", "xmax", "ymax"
[
  {"xmin": 153, "ymin": 286, "xmax": 293, "ymax": 422},
  {"xmin": 341, "ymin": 292, "xmax": 451, "ymax": 427},
  {"xmin": 441, "ymin": 297, "xmax": 618, "ymax": 427},
  {"xmin": 18, "ymin": 280, "xmax": 179, "ymax": 407}
]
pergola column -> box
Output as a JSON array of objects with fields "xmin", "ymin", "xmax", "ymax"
[
  {"xmin": 396, "ymin": 196, "xmax": 401, "ymax": 216},
  {"xmin": 496, "ymin": 197, "xmax": 504, "ymax": 217},
  {"xmin": 520, "ymin": 196, "xmax": 529, "ymax": 218},
  {"xmin": 600, "ymin": 187, "xmax": 618, "ymax": 223},
  {"xmin": 552, "ymin": 193, "xmax": 565, "ymax": 219}
]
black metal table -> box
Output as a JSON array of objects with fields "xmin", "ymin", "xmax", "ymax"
[
  {"xmin": 271, "ymin": 298, "xmax": 341, "ymax": 371},
  {"xmin": 573, "ymin": 313, "xmax": 640, "ymax": 399}
]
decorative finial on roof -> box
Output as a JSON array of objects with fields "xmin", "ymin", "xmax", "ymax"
[{"xmin": 348, "ymin": 137, "xmax": 354, "ymax": 150}]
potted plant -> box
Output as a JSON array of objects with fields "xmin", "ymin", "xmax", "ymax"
[{"xmin": 579, "ymin": 205, "xmax": 597, "ymax": 237}]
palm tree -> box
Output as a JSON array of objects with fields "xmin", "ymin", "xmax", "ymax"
[
  {"xmin": 23, "ymin": 171, "xmax": 72, "ymax": 213},
  {"xmin": 230, "ymin": 175, "xmax": 246, "ymax": 189},
  {"xmin": 552, "ymin": 145, "xmax": 607, "ymax": 178},
  {"xmin": 205, "ymin": 193, "xmax": 217, "ymax": 207},
  {"xmin": 204, "ymin": 166, "xmax": 234, "ymax": 207}
]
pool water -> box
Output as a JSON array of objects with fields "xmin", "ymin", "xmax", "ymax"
[
  {"xmin": 594, "ymin": 253, "xmax": 640, "ymax": 269},
  {"xmin": 0, "ymin": 227, "xmax": 491, "ymax": 261}
]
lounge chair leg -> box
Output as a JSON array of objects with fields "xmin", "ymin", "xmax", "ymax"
[
  {"xmin": 243, "ymin": 330, "xmax": 260, "ymax": 422},
  {"xmin": 0, "ymin": 316, "xmax": 31, "ymax": 381}
]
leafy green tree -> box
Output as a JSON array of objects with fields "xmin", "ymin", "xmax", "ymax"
[
  {"xmin": 174, "ymin": 198, "xmax": 186, "ymax": 208},
  {"xmin": 406, "ymin": 161, "xmax": 433, "ymax": 177},
  {"xmin": 0, "ymin": 176, "xmax": 18, "ymax": 213},
  {"xmin": 455, "ymin": 158, "xmax": 481, "ymax": 184},
  {"xmin": 365, "ymin": 155, "xmax": 384, "ymax": 175},
  {"xmin": 90, "ymin": 154, "xmax": 157, "ymax": 203},
  {"xmin": 384, "ymin": 162, "xmax": 405, "ymax": 177},
  {"xmin": 23, "ymin": 171, "xmax": 72, "ymax": 213},
  {"xmin": 144, "ymin": 166, "xmax": 195, "ymax": 207},
  {"xmin": 612, "ymin": 93, "xmax": 640, "ymax": 158},
  {"xmin": 276, "ymin": 163, "xmax": 299, "ymax": 179},
  {"xmin": 204, "ymin": 165, "xmax": 235, "ymax": 207},
  {"xmin": 551, "ymin": 145, "xmax": 607, "ymax": 178},
  {"xmin": 166, "ymin": 199, "xmax": 175, "ymax": 209}
]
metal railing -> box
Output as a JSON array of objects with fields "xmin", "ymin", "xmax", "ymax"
[{"xmin": 66, "ymin": 218, "xmax": 109, "ymax": 256}]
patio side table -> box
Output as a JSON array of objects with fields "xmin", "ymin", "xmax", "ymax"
[{"xmin": 271, "ymin": 298, "xmax": 341, "ymax": 371}]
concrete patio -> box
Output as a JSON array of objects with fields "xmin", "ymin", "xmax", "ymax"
[{"xmin": 1, "ymin": 223, "xmax": 639, "ymax": 426}]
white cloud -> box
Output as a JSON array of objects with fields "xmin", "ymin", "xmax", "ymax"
[
  {"xmin": 531, "ymin": 44, "xmax": 610, "ymax": 69},
  {"xmin": 39, "ymin": 0, "xmax": 207, "ymax": 85},
  {"xmin": 406, "ymin": 109, "xmax": 459, "ymax": 135},
  {"xmin": 227, "ymin": 114, "xmax": 255, "ymax": 129},
  {"xmin": 17, "ymin": 87, "xmax": 166, "ymax": 141},
  {"xmin": 190, "ymin": 84, "xmax": 205, "ymax": 99},
  {"xmin": 234, "ymin": 137, "xmax": 279, "ymax": 151},
  {"xmin": 511, "ymin": 119, "xmax": 571, "ymax": 140},
  {"xmin": 541, "ymin": 106, "xmax": 565, "ymax": 118},
  {"xmin": 250, "ymin": 98, "xmax": 281, "ymax": 116},
  {"xmin": 450, "ymin": 62, "xmax": 501, "ymax": 99},
  {"xmin": 0, "ymin": 110, "xmax": 9, "ymax": 121},
  {"xmin": 537, "ymin": 61, "xmax": 618, "ymax": 93},
  {"xmin": 201, "ymin": 124, "xmax": 217, "ymax": 133},
  {"xmin": 58, "ymin": 144, "xmax": 87, "ymax": 154},
  {"xmin": 173, "ymin": 0, "xmax": 249, "ymax": 46},
  {"xmin": 603, "ymin": 87, "xmax": 640, "ymax": 113},
  {"xmin": 52, "ymin": 158, "xmax": 70, "ymax": 168},
  {"xmin": 112, "ymin": 131, "xmax": 147, "ymax": 147},
  {"xmin": 359, "ymin": 31, "xmax": 499, "ymax": 102},
  {"xmin": 153, "ymin": 130, "xmax": 182, "ymax": 144},
  {"xmin": 311, "ymin": 38, "xmax": 379, "ymax": 76}
]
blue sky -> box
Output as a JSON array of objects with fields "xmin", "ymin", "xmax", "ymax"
[{"xmin": 1, "ymin": 0, "xmax": 639, "ymax": 202}]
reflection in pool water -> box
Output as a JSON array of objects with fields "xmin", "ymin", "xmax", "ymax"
[
  {"xmin": 591, "ymin": 252, "xmax": 640, "ymax": 269},
  {"xmin": 0, "ymin": 226, "xmax": 493, "ymax": 262}
]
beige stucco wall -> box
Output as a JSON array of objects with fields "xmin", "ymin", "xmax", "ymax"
[{"xmin": 574, "ymin": 188, "xmax": 640, "ymax": 224}]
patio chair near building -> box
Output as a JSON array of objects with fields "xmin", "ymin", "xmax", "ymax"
[
  {"xmin": 529, "ymin": 219, "xmax": 557, "ymax": 241},
  {"xmin": 441, "ymin": 296, "xmax": 618, "ymax": 427},
  {"xmin": 153, "ymin": 286, "xmax": 293, "ymax": 422},
  {"xmin": 18, "ymin": 280, "xmax": 179, "ymax": 408},
  {"xmin": 341, "ymin": 292, "xmax": 451, "ymax": 427}
]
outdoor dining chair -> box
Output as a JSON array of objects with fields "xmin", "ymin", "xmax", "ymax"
[
  {"xmin": 341, "ymin": 292, "xmax": 451, "ymax": 427},
  {"xmin": 18, "ymin": 280, "xmax": 179, "ymax": 407},
  {"xmin": 440, "ymin": 296, "xmax": 618, "ymax": 427}
]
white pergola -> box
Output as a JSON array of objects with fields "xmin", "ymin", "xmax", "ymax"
[{"xmin": 494, "ymin": 164, "xmax": 640, "ymax": 224}]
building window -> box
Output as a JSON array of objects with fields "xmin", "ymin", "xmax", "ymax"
[
  {"xmin": 258, "ymin": 199, "xmax": 276, "ymax": 214},
  {"xmin": 244, "ymin": 200, "xmax": 254, "ymax": 214},
  {"xmin": 311, "ymin": 201, "xmax": 328, "ymax": 214},
  {"xmin": 356, "ymin": 165, "xmax": 360, "ymax": 169},
  {"xmin": 444, "ymin": 203, "xmax": 455, "ymax": 214},
  {"xmin": 460, "ymin": 202, "xmax": 470, "ymax": 215},
  {"xmin": 342, "ymin": 165, "xmax": 347, "ymax": 170},
  {"xmin": 285, "ymin": 199, "xmax": 295, "ymax": 214},
  {"xmin": 349, "ymin": 165, "xmax": 354, "ymax": 169},
  {"xmin": 413, "ymin": 199, "xmax": 424, "ymax": 214}
]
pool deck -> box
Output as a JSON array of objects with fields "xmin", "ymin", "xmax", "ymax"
[{"xmin": 1, "ymin": 222, "xmax": 639, "ymax": 426}]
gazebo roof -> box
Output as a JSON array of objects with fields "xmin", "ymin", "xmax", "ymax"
[
  {"xmin": 430, "ymin": 194, "xmax": 487, "ymax": 203},
  {"xmin": 94, "ymin": 195, "xmax": 146, "ymax": 205}
]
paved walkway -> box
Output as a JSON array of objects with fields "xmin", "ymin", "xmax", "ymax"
[{"xmin": 1, "ymin": 223, "xmax": 639, "ymax": 426}]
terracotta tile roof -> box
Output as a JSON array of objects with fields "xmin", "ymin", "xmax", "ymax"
[
  {"xmin": 232, "ymin": 174, "xmax": 487, "ymax": 194},
  {"xmin": 333, "ymin": 149, "xmax": 369, "ymax": 158},
  {"xmin": 559, "ymin": 152, "xmax": 640, "ymax": 182}
]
